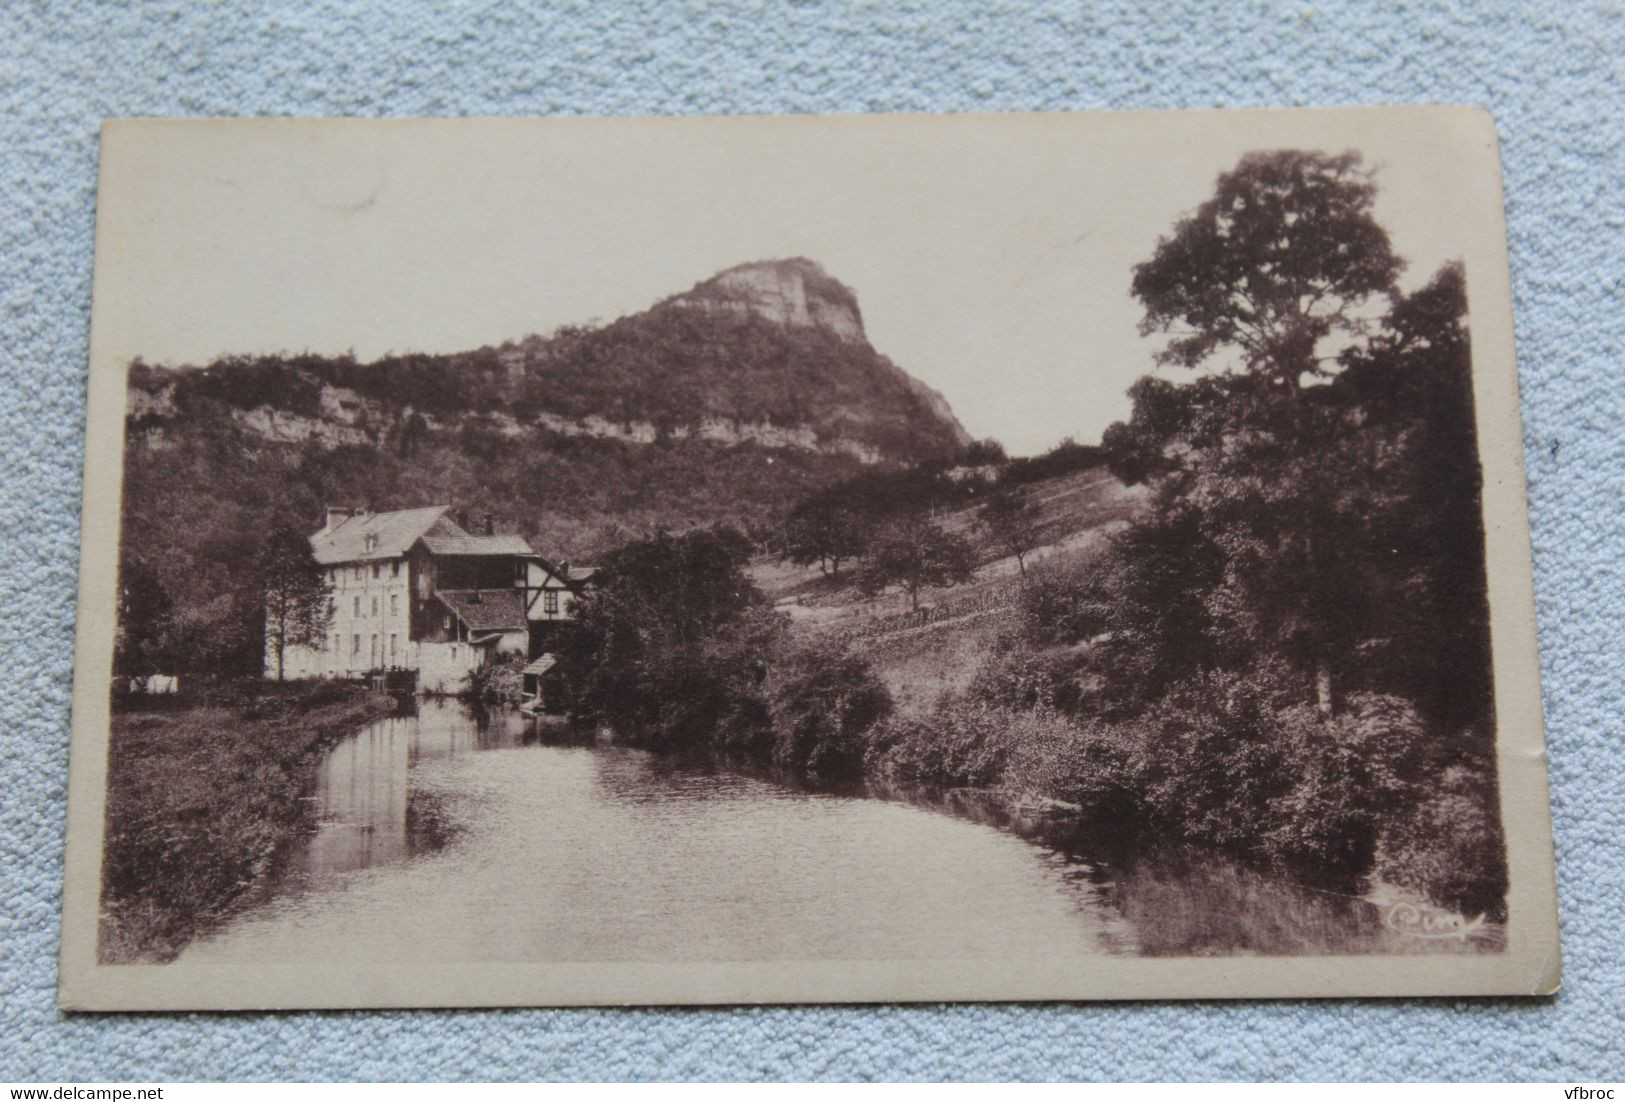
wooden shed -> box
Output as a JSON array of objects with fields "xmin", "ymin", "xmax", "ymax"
[{"xmin": 520, "ymin": 653, "xmax": 560, "ymax": 714}]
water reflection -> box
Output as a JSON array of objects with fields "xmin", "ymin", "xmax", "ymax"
[
  {"xmin": 294, "ymin": 699, "xmax": 533, "ymax": 882},
  {"xmin": 864, "ymin": 781, "xmax": 1501, "ymax": 956},
  {"xmin": 180, "ymin": 702, "xmax": 1500, "ymax": 965}
]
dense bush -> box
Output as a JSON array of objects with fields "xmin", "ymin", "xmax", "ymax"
[
  {"xmin": 867, "ymin": 701, "xmax": 1019, "ymax": 788},
  {"xmin": 998, "ymin": 438, "xmax": 1103, "ymax": 486},
  {"xmin": 466, "ymin": 652, "xmax": 527, "ymax": 707},
  {"xmin": 767, "ymin": 639, "xmax": 893, "ymax": 777},
  {"xmin": 1377, "ymin": 754, "xmax": 1509, "ymax": 920},
  {"xmin": 1120, "ymin": 677, "xmax": 1424, "ymax": 886},
  {"xmin": 559, "ymin": 527, "xmax": 777, "ymax": 748},
  {"xmin": 964, "ymin": 636, "xmax": 1084, "ymax": 712},
  {"xmin": 173, "ymin": 355, "xmax": 327, "ymax": 419},
  {"xmin": 1014, "ymin": 552, "xmax": 1112, "ymax": 648},
  {"xmin": 870, "ymin": 646, "xmax": 1494, "ymax": 913},
  {"xmin": 559, "ymin": 527, "xmax": 898, "ymax": 777}
]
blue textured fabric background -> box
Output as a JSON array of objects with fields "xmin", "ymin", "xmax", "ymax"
[{"xmin": 2, "ymin": 0, "xmax": 1620, "ymax": 1082}]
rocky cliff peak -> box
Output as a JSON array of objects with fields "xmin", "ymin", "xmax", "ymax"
[{"xmin": 668, "ymin": 258, "xmax": 866, "ymax": 342}]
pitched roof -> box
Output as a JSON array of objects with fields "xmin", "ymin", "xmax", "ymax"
[
  {"xmin": 565, "ymin": 566, "xmax": 599, "ymax": 584},
  {"xmin": 522, "ymin": 654, "xmax": 558, "ymax": 676},
  {"xmin": 311, "ymin": 506, "xmax": 452, "ymax": 565},
  {"xmin": 435, "ymin": 589, "xmax": 529, "ymax": 633},
  {"xmin": 417, "ymin": 532, "xmax": 538, "ymax": 557}
]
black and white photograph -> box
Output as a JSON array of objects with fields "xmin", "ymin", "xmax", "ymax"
[{"xmin": 58, "ymin": 109, "xmax": 1559, "ymax": 1008}]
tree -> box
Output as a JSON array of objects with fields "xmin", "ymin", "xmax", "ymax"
[
  {"xmin": 560, "ymin": 526, "xmax": 782, "ymax": 746},
  {"xmin": 1337, "ymin": 262, "xmax": 1494, "ymax": 729},
  {"xmin": 1132, "ymin": 149, "xmax": 1402, "ymax": 389},
  {"xmin": 783, "ymin": 492, "xmax": 870, "ymax": 579},
  {"xmin": 767, "ymin": 638, "xmax": 893, "ymax": 777},
  {"xmin": 113, "ymin": 558, "xmax": 173, "ymax": 679},
  {"xmin": 1120, "ymin": 150, "xmax": 1406, "ymax": 714},
  {"xmin": 586, "ymin": 525, "xmax": 761, "ymax": 648},
  {"xmin": 958, "ymin": 438, "xmax": 1008, "ymax": 466},
  {"xmin": 978, "ymin": 489, "xmax": 1044, "ymax": 576},
  {"xmin": 998, "ymin": 437, "xmax": 1103, "ymax": 486},
  {"xmin": 259, "ymin": 524, "xmax": 331, "ymax": 680},
  {"xmin": 861, "ymin": 517, "xmax": 976, "ymax": 610}
]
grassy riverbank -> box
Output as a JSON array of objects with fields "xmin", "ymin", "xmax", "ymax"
[
  {"xmin": 99, "ymin": 680, "xmax": 397, "ymax": 963},
  {"xmin": 569, "ymin": 458, "xmax": 1506, "ymax": 926},
  {"xmin": 737, "ymin": 456, "xmax": 1506, "ymax": 923}
]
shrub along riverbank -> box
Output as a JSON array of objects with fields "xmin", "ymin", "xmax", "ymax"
[
  {"xmin": 556, "ymin": 523, "xmax": 1506, "ymax": 925},
  {"xmin": 863, "ymin": 638, "xmax": 1507, "ymax": 921},
  {"xmin": 99, "ymin": 679, "xmax": 396, "ymax": 963},
  {"xmin": 556, "ymin": 151, "xmax": 1511, "ymax": 927}
]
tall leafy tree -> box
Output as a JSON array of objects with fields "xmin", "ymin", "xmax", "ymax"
[
  {"xmin": 259, "ymin": 524, "xmax": 332, "ymax": 680},
  {"xmin": 560, "ymin": 526, "xmax": 782, "ymax": 746},
  {"xmin": 1131, "ymin": 149, "xmax": 1402, "ymax": 388},
  {"xmin": 1116, "ymin": 149, "xmax": 1406, "ymax": 714}
]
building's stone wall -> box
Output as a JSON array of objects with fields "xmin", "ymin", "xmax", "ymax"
[
  {"xmin": 325, "ymin": 557, "xmax": 414, "ymax": 675},
  {"xmin": 417, "ymin": 641, "xmax": 483, "ymax": 695},
  {"xmin": 262, "ymin": 554, "xmax": 416, "ymax": 680}
]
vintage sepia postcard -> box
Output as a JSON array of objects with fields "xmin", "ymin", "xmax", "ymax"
[{"xmin": 59, "ymin": 108, "xmax": 1560, "ymax": 1009}]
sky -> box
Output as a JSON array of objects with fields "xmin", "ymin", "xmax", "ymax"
[{"xmin": 93, "ymin": 110, "xmax": 1501, "ymax": 456}]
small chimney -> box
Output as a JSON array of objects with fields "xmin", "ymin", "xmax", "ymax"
[
  {"xmin": 484, "ymin": 513, "xmax": 495, "ymax": 536},
  {"xmin": 455, "ymin": 509, "xmax": 469, "ymax": 531},
  {"xmin": 559, "ymin": 559, "xmax": 570, "ymax": 579},
  {"xmin": 323, "ymin": 505, "xmax": 351, "ymax": 533}
]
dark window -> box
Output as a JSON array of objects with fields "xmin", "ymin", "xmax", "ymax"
[{"xmin": 544, "ymin": 589, "xmax": 559, "ymax": 614}]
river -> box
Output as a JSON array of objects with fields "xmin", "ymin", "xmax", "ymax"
[{"xmin": 177, "ymin": 698, "xmax": 1497, "ymax": 965}]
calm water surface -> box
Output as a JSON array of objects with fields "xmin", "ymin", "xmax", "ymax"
[{"xmin": 178, "ymin": 699, "xmax": 1495, "ymax": 965}]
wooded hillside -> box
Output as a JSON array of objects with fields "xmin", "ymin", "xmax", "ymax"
[{"xmin": 116, "ymin": 260, "xmax": 971, "ymax": 679}]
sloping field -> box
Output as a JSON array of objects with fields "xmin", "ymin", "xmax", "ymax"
[
  {"xmin": 750, "ymin": 466, "xmax": 1148, "ymax": 639},
  {"xmin": 748, "ymin": 467, "xmax": 1149, "ymax": 715}
]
